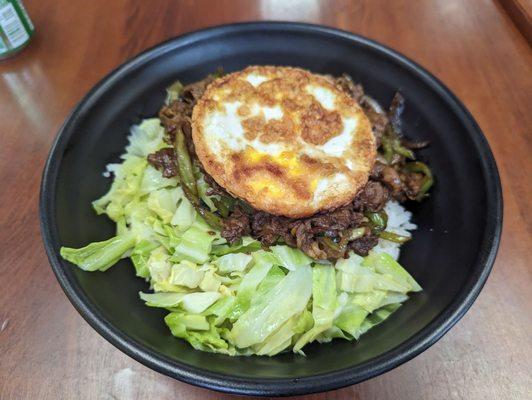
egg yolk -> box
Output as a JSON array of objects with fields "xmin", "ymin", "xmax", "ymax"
[
  {"xmin": 249, "ymin": 178, "xmax": 283, "ymax": 197},
  {"xmin": 244, "ymin": 149, "xmax": 304, "ymax": 177}
]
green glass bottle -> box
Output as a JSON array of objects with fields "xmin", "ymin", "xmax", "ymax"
[{"xmin": 0, "ymin": 0, "xmax": 34, "ymax": 60}]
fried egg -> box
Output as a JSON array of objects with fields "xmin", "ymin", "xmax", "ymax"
[{"xmin": 192, "ymin": 66, "xmax": 376, "ymax": 218}]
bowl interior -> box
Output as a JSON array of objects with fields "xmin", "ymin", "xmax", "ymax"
[{"xmin": 42, "ymin": 24, "xmax": 500, "ymax": 394}]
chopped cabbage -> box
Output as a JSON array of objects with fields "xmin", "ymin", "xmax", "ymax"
[
  {"xmin": 214, "ymin": 253, "xmax": 253, "ymax": 274},
  {"xmin": 60, "ymin": 113, "xmax": 422, "ymax": 356},
  {"xmin": 230, "ymin": 264, "xmax": 312, "ymax": 348},
  {"xmin": 60, "ymin": 233, "xmax": 136, "ymax": 272}
]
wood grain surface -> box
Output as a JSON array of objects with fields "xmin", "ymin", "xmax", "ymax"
[
  {"xmin": 498, "ymin": 0, "xmax": 532, "ymax": 43},
  {"xmin": 1, "ymin": 1, "xmax": 531, "ymax": 399}
]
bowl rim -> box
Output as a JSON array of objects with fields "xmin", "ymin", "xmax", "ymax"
[{"xmin": 39, "ymin": 21, "xmax": 503, "ymax": 396}]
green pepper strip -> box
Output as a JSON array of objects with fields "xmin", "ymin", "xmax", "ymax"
[
  {"xmin": 318, "ymin": 231, "xmax": 353, "ymax": 258},
  {"xmin": 319, "ymin": 236, "xmax": 341, "ymax": 252},
  {"xmin": 175, "ymin": 130, "xmax": 198, "ymax": 197},
  {"xmin": 180, "ymin": 184, "xmax": 198, "ymax": 205},
  {"xmin": 379, "ymin": 231, "xmax": 411, "ymax": 244},
  {"xmin": 174, "ymin": 129, "xmax": 223, "ymax": 230},
  {"xmin": 220, "ymin": 195, "xmax": 239, "ymax": 214},
  {"xmin": 382, "ymin": 125, "xmax": 416, "ymax": 162},
  {"xmin": 212, "ymin": 194, "xmax": 251, "ymax": 218},
  {"xmin": 350, "ymin": 227, "xmax": 366, "ymax": 240},
  {"xmin": 211, "ymin": 198, "xmax": 230, "ymax": 218},
  {"xmin": 196, "ymin": 208, "xmax": 223, "ymax": 230},
  {"xmin": 381, "ymin": 128, "xmax": 395, "ymax": 163},
  {"xmin": 365, "ymin": 211, "xmax": 388, "ymax": 234},
  {"xmin": 403, "ymin": 161, "xmax": 434, "ymax": 200},
  {"xmin": 392, "ymin": 138, "xmax": 415, "ymax": 160}
]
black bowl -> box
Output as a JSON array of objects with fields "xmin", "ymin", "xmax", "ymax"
[{"xmin": 40, "ymin": 22, "xmax": 502, "ymax": 396}]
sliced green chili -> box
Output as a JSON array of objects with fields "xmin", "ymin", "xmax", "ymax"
[
  {"xmin": 211, "ymin": 198, "xmax": 230, "ymax": 218},
  {"xmin": 180, "ymin": 184, "xmax": 199, "ymax": 206},
  {"xmin": 403, "ymin": 161, "xmax": 433, "ymax": 200},
  {"xmin": 365, "ymin": 211, "xmax": 388, "ymax": 234},
  {"xmin": 392, "ymin": 138, "xmax": 415, "ymax": 160},
  {"xmin": 379, "ymin": 231, "xmax": 411, "ymax": 244},
  {"xmin": 381, "ymin": 133, "xmax": 394, "ymax": 163},
  {"xmin": 321, "ymin": 236, "xmax": 340, "ymax": 250},
  {"xmin": 174, "ymin": 128, "xmax": 224, "ymax": 230},
  {"xmin": 174, "ymin": 129, "xmax": 198, "ymax": 197},
  {"xmin": 350, "ymin": 227, "xmax": 367, "ymax": 240},
  {"xmin": 382, "ymin": 124, "xmax": 416, "ymax": 162},
  {"xmin": 220, "ymin": 195, "xmax": 239, "ymax": 213},
  {"xmin": 196, "ymin": 208, "xmax": 223, "ymax": 230},
  {"xmin": 318, "ymin": 236, "xmax": 347, "ymax": 259}
]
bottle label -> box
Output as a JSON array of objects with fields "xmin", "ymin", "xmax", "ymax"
[{"xmin": 0, "ymin": 2, "xmax": 29, "ymax": 50}]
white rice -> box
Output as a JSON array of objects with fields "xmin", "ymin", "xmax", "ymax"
[
  {"xmin": 102, "ymin": 163, "xmax": 121, "ymax": 178},
  {"xmin": 372, "ymin": 201, "xmax": 416, "ymax": 260}
]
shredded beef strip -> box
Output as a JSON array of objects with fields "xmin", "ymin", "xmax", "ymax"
[
  {"xmin": 221, "ymin": 208, "xmax": 251, "ymax": 244},
  {"xmin": 293, "ymin": 221, "xmax": 328, "ymax": 259},
  {"xmin": 364, "ymin": 109, "xmax": 388, "ymax": 148},
  {"xmin": 147, "ymin": 148, "xmax": 178, "ymax": 178},
  {"xmin": 387, "ymin": 92, "xmax": 405, "ymax": 133},
  {"xmin": 348, "ymin": 235, "xmax": 380, "ymax": 257},
  {"xmin": 147, "ymin": 74, "xmax": 429, "ymax": 260},
  {"xmin": 159, "ymin": 100, "xmax": 193, "ymax": 147},
  {"xmin": 351, "ymin": 181, "xmax": 390, "ymax": 212},
  {"xmin": 251, "ymin": 212, "xmax": 295, "ymax": 247},
  {"xmin": 158, "ymin": 75, "xmax": 217, "ymax": 154}
]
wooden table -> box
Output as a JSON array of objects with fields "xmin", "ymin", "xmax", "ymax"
[{"xmin": 1, "ymin": 1, "xmax": 530, "ymax": 399}]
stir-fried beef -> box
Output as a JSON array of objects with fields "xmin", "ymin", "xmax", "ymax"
[
  {"xmin": 147, "ymin": 148, "xmax": 178, "ymax": 178},
  {"xmin": 348, "ymin": 235, "xmax": 380, "ymax": 257},
  {"xmin": 159, "ymin": 100, "xmax": 193, "ymax": 146},
  {"xmin": 379, "ymin": 165, "xmax": 403, "ymax": 195},
  {"xmin": 305, "ymin": 207, "xmax": 363, "ymax": 235},
  {"xmin": 158, "ymin": 75, "xmax": 217, "ymax": 153},
  {"xmin": 251, "ymin": 212, "xmax": 295, "ymax": 247},
  {"xmin": 403, "ymin": 171, "xmax": 426, "ymax": 201},
  {"xmin": 352, "ymin": 181, "xmax": 390, "ymax": 212},
  {"xmin": 221, "ymin": 208, "xmax": 251, "ymax": 244},
  {"xmin": 387, "ymin": 92, "xmax": 405, "ymax": 133},
  {"xmin": 147, "ymin": 73, "xmax": 432, "ymax": 260},
  {"xmin": 364, "ymin": 108, "xmax": 388, "ymax": 147},
  {"xmin": 292, "ymin": 221, "xmax": 328, "ymax": 259},
  {"xmin": 372, "ymin": 164, "xmax": 429, "ymax": 202}
]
